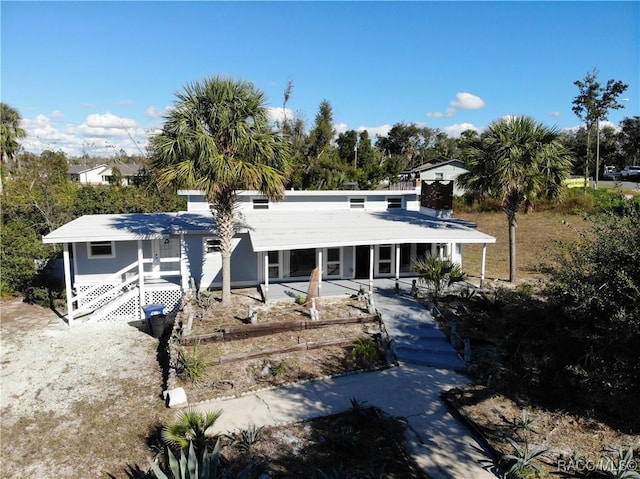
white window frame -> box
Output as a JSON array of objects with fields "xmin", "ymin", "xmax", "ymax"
[
  {"xmin": 87, "ymin": 241, "xmax": 115, "ymax": 259},
  {"xmin": 387, "ymin": 197, "xmax": 402, "ymax": 209},
  {"xmin": 323, "ymin": 247, "xmax": 342, "ymax": 278},
  {"xmin": 435, "ymin": 172, "xmax": 444, "ymax": 180},
  {"xmin": 375, "ymin": 244, "xmax": 394, "ymax": 276},
  {"xmin": 349, "ymin": 197, "xmax": 365, "ymax": 209},
  {"xmin": 204, "ymin": 237, "xmax": 221, "ymax": 255},
  {"xmin": 267, "ymin": 250, "xmax": 281, "ymax": 279},
  {"xmin": 252, "ymin": 198, "xmax": 269, "ymax": 210}
]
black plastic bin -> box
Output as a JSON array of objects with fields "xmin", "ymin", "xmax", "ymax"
[{"xmin": 142, "ymin": 304, "xmax": 166, "ymax": 338}]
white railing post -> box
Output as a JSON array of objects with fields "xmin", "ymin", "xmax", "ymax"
[
  {"xmin": 317, "ymin": 249, "xmax": 323, "ymax": 297},
  {"xmin": 369, "ymin": 245, "xmax": 374, "ymax": 293},
  {"xmin": 263, "ymin": 252, "xmax": 269, "ymax": 303},
  {"xmin": 138, "ymin": 240, "xmax": 145, "ymax": 321},
  {"xmin": 480, "ymin": 243, "xmax": 487, "ymax": 288}
]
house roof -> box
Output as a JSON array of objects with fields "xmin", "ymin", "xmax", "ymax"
[
  {"xmin": 242, "ymin": 209, "xmax": 495, "ymax": 252},
  {"xmin": 408, "ymin": 159, "xmax": 466, "ymax": 174},
  {"xmin": 67, "ymin": 164, "xmax": 108, "ymax": 175},
  {"xmin": 42, "ymin": 213, "xmax": 216, "ymax": 244},
  {"xmin": 43, "ymin": 209, "xmax": 495, "ymax": 248}
]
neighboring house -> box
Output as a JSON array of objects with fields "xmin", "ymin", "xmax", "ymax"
[
  {"xmin": 68, "ymin": 164, "xmax": 109, "ymax": 185},
  {"xmin": 406, "ymin": 159, "xmax": 469, "ymax": 196},
  {"xmin": 68, "ymin": 163, "xmax": 147, "ymax": 185},
  {"xmin": 43, "ymin": 183, "xmax": 496, "ymax": 324}
]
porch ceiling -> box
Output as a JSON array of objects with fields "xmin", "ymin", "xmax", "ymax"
[{"xmin": 243, "ymin": 209, "xmax": 496, "ymax": 252}]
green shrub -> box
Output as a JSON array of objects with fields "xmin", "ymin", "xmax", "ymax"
[
  {"xmin": 176, "ymin": 341, "xmax": 209, "ymax": 384},
  {"xmin": 351, "ymin": 337, "xmax": 378, "ymax": 367}
]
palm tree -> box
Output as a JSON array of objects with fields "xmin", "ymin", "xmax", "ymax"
[
  {"xmin": 150, "ymin": 77, "xmax": 291, "ymax": 304},
  {"xmin": 162, "ymin": 408, "xmax": 222, "ymax": 456},
  {"xmin": 458, "ymin": 116, "xmax": 572, "ymax": 282},
  {"xmin": 413, "ymin": 255, "xmax": 465, "ymax": 303},
  {"xmin": 0, "ymin": 102, "xmax": 27, "ymax": 194}
]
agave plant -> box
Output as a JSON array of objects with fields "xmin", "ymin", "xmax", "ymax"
[
  {"xmin": 226, "ymin": 424, "xmax": 264, "ymax": 454},
  {"xmin": 162, "ymin": 409, "xmax": 222, "ymax": 456},
  {"xmin": 150, "ymin": 439, "xmax": 254, "ymax": 479},
  {"xmin": 598, "ymin": 447, "xmax": 640, "ymax": 479},
  {"xmin": 499, "ymin": 437, "xmax": 547, "ymax": 479}
]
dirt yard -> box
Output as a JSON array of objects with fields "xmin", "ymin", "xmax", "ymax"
[{"xmin": 0, "ymin": 299, "xmax": 171, "ymax": 477}]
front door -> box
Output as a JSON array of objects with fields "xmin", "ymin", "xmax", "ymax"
[{"xmin": 355, "ymin": 245, "xmax": 370, "ymax": 279}]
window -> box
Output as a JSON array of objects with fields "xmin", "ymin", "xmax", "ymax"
[
  {"xmin": 252, "ymin": 198, "xmax": 269, "ymax": 210},
  {"xmin": 289, "ymin": 249, "xmax": 316, "ymax": 278},
  {"xmin": 204, "ymin": 238, "xmax": 221, "ymax": 254},
  {"xmin": 377, "ymin": 245, "xmax": 392, "ymax": 275},
  {"xmin": 267, "ymin": 250, "xmax": 280, "ymax": 279},
  {"xmin": 87, "ymin": 241, "xmax": 115, "ymax": 258},
  {"xmin": 400, "ymin": 243, "xmax": 412, "ymax": 273},
  {"xmin": 325, "ymin": 248, "xmax": 341, "ymax": 277},
  {"xmin": 350, "ymin": 197, "xmax": 365, "ymax": 209},
  {"xmin": 387, "ymin": 197, "xmax": 402, "ymax": 209},
  {"xmin": 435, "ymin": 172, "xmax": 444, "ymax": 180}
]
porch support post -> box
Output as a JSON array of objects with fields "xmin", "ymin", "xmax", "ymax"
[
  {"xmin": 395, "ymin": 244, "xmax": 400, "ymax": 291},
  {"xmin": 263, "ymin": 252, "xmax": 269, "ymax": 303},
  {"xmin": 317, "ymin": 249, "xmax": 323, "ymax": 297},
  {"xmin": 480, "ymin": 243, "xmax": 487, "ymax": 288},
  {"xmin": 137, "ymin": 240, "xmax": 145, "ymax": 320},
  {"xmin": 369, "ymin": 245, "xmax": 374, "ymax": 293},
  {"xmin": 180, "ymin": 233, "xmax": 189, "ymax": 291},
  {"xmin": 63, "ymin": 243, "xmax": 73, "ymax": 326}
]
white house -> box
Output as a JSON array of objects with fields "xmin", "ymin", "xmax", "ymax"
[
  {"xmin": 43, "ymin": 182, "xmax": 495, "ymax": 324},
  {"xmin": 68, "ymin": 163, "xmax": 147, "ymax": 186},
  {"xmin": 407, "ymin": 159, "xmax": 468, "ymax": 196}
]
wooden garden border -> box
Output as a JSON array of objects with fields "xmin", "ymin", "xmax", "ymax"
[
  {"xmin": 212, "ymin": 338, "xmax": 356, "ymax": 364},
  {"xmin": 179, "ymin": 314, "xmax": 380, "ymax": 345}
]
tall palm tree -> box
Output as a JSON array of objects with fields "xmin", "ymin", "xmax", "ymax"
[
  {"xmin": 0, "ymin": 102, "xmax": 27, "ymax": 194},
  {"xmin": 458, "ymin": 116, "xmax": 572, "ymax": 282},
  {"xmin": 150, "ymin": 77, "xmax": 291, "ymax": 304}
]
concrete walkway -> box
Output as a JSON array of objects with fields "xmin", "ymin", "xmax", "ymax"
[{"xmin": 187, "ymin": 281, "xmax": 497, "ymax": 478}]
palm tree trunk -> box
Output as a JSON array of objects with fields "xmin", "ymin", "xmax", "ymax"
[
  {"xmin": 507, "ymin": 211, "xmax": 518, "ymax": 283},
  {"xmin": 211, "ymin": 190, "xmax": 236, "ymax": 305}
]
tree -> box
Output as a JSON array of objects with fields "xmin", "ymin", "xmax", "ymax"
[
  {"xmin": 150, "ymin": 77, "xmax": 291, "ymax": 304},
  {"xmin": 306, "ymin": 99, "xmax": 335, "ymax": 159},
  {"xmin": 413, "ymin": 255, "xmax": 465, "ymax": 302},
  {"xmin": 618, "ymin": 116, "xmax": 640, "ymax": 167},
  {"xmin": 0, "ymin": 102, "xmax": 27, "ymax": 194},
  {"xmin": 545, "ymin": 212, "xmax": 640, "ymax": 425},
  {"xmin": 458, "ymin": 116, "xmax": 572, "ymax": 282},
  {"xmin": 572, "ymin": 69, "xmax": 628, "ymax": 188}
]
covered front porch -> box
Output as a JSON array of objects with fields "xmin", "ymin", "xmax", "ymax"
[{"xmin": 260, "ymin": 277, "xmax": 431, "ymax": 303}]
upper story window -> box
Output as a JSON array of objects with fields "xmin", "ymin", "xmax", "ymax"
[
  {"xmin": 435, "ymin": 172, "xmax": 444, "ymax": 180},
  {"xmin": 252, "ymin": 198, "xmax": 269, "ymax": 210},
  {"xmin": 350, "ymin": 197, "xmax": 365, "ymax": 209},
  {"xmin": 204, "ymin": 238, "xmax": 221, "ymax": 254},
  {"xmin": 387, "ymin": 197, "xmax": 402, "ymax": 209},
  {"xmin": 88, "ymin": 241, "xmax": 115, "ymax": 259}
]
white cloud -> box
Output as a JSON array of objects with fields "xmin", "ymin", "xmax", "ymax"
[
  {"xmin": 442, "ymin": 123, "xmax": 480, "ymax": 137},
  {"xmin": 51, "ymin": 110, "xmax": 65, "ymax": 120},
  {"xmin": 19, "ymin": 112, "xmax": 149, "ymax": 157},
  {"xmin": 267, "ymin": 107, "xmax": 295, "ymax": 125},
  {"xmin": 86, "ymin": 112, "xmax": 137, "ymax": 129},
  {"xmin": 334, "ymin": 123, "xmax": 349, "ymax": 136},
  {"xmin": 357, "ymin": 124, "xmax": 392, "ymax": 139},
  {"xmin": 450, "ymin": 92, "xmax": 485, "ymax": 110},
  {"xmin": 145, "ymin": 105, "xmax": 173, "ymax": 120},
  {"xmin": 549, "ymin": 111, "xmax": 562, "ymax": 118},
  {"xmin": 427, "ymin": 107, "xmax": 456, "ymax": 118}
]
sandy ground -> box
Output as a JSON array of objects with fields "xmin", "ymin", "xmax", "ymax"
[{"xmin": 0, "ymin": 299, "xmax": 165, "ymax": 477}]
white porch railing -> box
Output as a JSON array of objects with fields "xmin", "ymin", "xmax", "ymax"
[{"xmin": 69, "ymin": 256, "xmax": 183, "ymax": 323}]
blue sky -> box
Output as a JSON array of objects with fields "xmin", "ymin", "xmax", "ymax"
[{"xmin": 2, "ymin": 1, "xmax": 638, "ymax": 157}]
